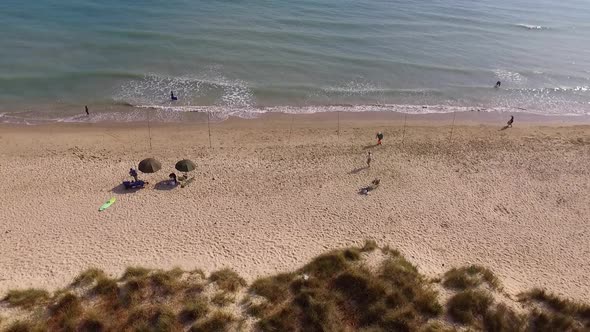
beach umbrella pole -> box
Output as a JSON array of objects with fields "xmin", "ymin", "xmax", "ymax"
[
  {"xmin": 207, "ymin": 111, "xmax": 212, "ymax": 148},
  {"xmin": 401, "ymin": 113, "xmax": 407, "ymax": 147},
  {"xmin": 337, "ymin": 111, "xmax": 340, "ymax": 140},
  {"xmin": 449, "ymin": 111, "xmax": 457, "ymax": 143},
  {"xmin": 288, "ymin": 113, "xmax": 294, "ymax": 144},
  {"xmin": 147, "ymin": 109, "xmax": 152, "ymax": 151}
]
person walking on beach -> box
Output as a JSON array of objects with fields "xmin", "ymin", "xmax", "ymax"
[
  {"xmin": 85, "ymin": 105, "xmax": 89, "ymax": 116},
  {"xmin": 376, "ymin": 131, "xmax": 384, "ymax": 145},
  {"xmin": 507, "ymin": 115, "xmax": 514, "ymax": 128},
  {"xmin": 367, "ymin": 152, "xmax": 372, "ymax": 168}
]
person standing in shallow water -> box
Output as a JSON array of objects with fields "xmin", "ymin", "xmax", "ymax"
[
  {"xmin": 170, "ymin": 91, "xmax": 178, "ymax": 101},
  {"xmin": 85, "ymin": 105, "xmax": 89, "ymax": 115},
  {"xmin": 495, "ymin": 81, "xmax": 501, "ymax": 88}
]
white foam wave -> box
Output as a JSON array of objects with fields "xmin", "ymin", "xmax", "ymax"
[
  {"xmin": 493, "ymin": 69, "xmax": 527, "ymax": 85},
  {"xmin": 114, "ymin": 72, "xmax": 254, "ymax": 109},
  {"xmin": 516, "ymin": 24, "xmax": 547, "ymax": 30}
]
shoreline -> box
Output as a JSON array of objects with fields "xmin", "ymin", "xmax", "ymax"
[
  {"xmin": 1, "ymin": 111, "xmax": 589, "ymax": 303},
  {"xmin": 1, "ymin": 105, "xmax": 590, "ymax": 127},
  {"xmin": 1, "ymin": 109, "xmax": 590, "ymax": 131}
]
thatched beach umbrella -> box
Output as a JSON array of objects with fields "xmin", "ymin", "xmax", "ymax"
[
  {"xmin": 175, "ymin": 159, "xmax": 196, "ymax": 174},
  {"xmin": 138, "ymin": 158, "xmax": 161, "ymax": 173}
]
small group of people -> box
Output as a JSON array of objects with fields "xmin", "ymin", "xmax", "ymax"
[{"xmin": 127, "ymin": 168, "xmax": 181, "ymax": 188}]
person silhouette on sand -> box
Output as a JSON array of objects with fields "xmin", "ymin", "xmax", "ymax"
[
  {"xmin": 85, "ymin": 105, "xmax": 89, "ymax": 115},
  {"xmin": 507, "ymin": 115, "xmax": 514, "ymax": 128},
  {"xmin": 170, "ymin": 91, "xmax": 178, "ymax": 101}
]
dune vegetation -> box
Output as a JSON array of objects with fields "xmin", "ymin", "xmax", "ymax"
[{"xmin": 1, "ymin": 241, "xmax": 589, "ymax": 332}]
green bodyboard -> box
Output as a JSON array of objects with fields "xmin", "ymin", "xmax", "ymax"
[{"xmin": 99, "ymin": 197, "xmax": 116, "ymax": 211}]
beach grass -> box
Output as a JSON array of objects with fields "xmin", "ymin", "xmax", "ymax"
[
  {"xmin": 208, "ymin": 268, "xmax": 246, "ymax": 293},
  {"xmin": 179, "ymin": 297, "xmax": 210, "ymax": 323},
  {"xmin": 3, "ymin": 289, "xmax": 49, "ymax": 309},
  {"xmin": 1, "ymin": 242, "xmax": 589, "ymax": 332},
  {"xmin": 443, "ymin": 265, "xmax": 500, "ymax": 290},
  {"xmin": 72, "ymin": 268, "xmax": 107, "ymax": 287},
  {"xmin": 189, "ymin": 311, "xmax": 235, "ymax": 332}
]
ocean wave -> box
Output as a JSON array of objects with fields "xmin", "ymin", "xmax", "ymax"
[
  {"xmin": 114, "ymin": 73, "xmax": 254, "ymax": 109},
  {"xmin": 516, "ymin": 24, "xmax": 547, "ymax": 30},
  {"xmin": 493, "ymin": 69, "xmax": 527, "ymax": 85}
]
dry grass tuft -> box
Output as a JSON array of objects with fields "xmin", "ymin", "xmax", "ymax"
[
  {"xmin": 211, "ymin": 292, "xmax": 235, "ymax": 307},
  {"xmin": 149, "ymin": 268, "xmax": 184, "ymax": 295},
  {"xmin": 47, "ymin": 292, "xmax": 82, "ymax": 331},
  {"xmin": 256, "ymin": 248, "xmax": 441, "ymax": 331},
  {"xmin": 93, "ymin": 276, "xmax": 118, "ymax": 297},
  {"xmin": 2, "ymin": 243, "xmax": 589, "ymax": 332},
  {"xmin": 361, "ymin": 239, "xmax": 379, "ymax": 252},
  {"xmin": 121, "ymin": 266, "xmax": 151, "ymax": 280},
  {"xmin": 190, "ymin": 311, "xmax": 235, "ymax": 332},
  {"xmin": 447, "ymin": 289, "xmax": 493, "ymax": 325},
  {"xmin": 419, "ymin": 321, "xmax": 457, "ymax": 332},
  {"xmin": 179, "ymin": 297, "xmax": 210, "ymax": 323},
  {"xmin": 443, "ymin": 265, "xmax": 500, "ymax": 290},
  {"xmin": 483, "ymin": 303, "xmax": 526, "ymax": 332},
  {"xmin": 519, "ymin": 288, "xmax": 590, "ymax": 330},
  {"xmin": 5, "ymin": 320, "xmax": 46, "ymax": 332},
  {"xmin": 250, "ymin": 273, "xmax": 294, "ymax": 303},
  {"xmin": 209, "ymin": 268, "xmax": 246, "ymax": 292},
  {"xmin": 78, "ymin": 311, "xmax": 106, "ymax": 332},
  {"xmin": 3, "ymin": 289, "xmax": 49, "ymax": 309},
  {"xmin": 72, "ymin": 268, "xmax": 107, "ymax": 287}
]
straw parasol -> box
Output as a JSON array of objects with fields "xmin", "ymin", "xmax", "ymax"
[
  {"xmin": 175, "ymin": 159, "xmax": 196, "ymax": 176},
  {"xmin": 138, "ymin": 158, "xmax": 161, "ymax": 173}
]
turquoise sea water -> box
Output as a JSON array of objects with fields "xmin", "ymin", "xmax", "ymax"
[{"xmin": 1, "ymin": 0, "xmax": 589, "ymax": 123}]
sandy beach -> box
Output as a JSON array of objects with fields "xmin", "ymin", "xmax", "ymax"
[{"xmin": 0, "ymin": 111, "xmax": 589, "ymax": 302}]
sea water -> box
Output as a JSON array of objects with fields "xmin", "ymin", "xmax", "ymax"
[{"xmin": 1, "ymin": 0, "xmax": 589, "ymax": 123}]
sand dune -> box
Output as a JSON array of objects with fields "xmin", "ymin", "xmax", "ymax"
[{"xmin": 0, "ymin": 111, "xmax": 589, "ymax": 302}]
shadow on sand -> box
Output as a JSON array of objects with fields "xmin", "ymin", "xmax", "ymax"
[
  {"xmin": 111, "ymin": 183, "xmax": 143, "ymax": 194},
  {"xmin": 154, "ymin": 180, "xmax": 177, "ymax": 191},
  {"xmin": 363, "ymin": 143, "xmax": 379, "ymax": 150},
  {"xmin": 499, "ymin": 125, "xmax": 511, "ymax": 131},
  {"xmin": 348, "ymin": 166, "xmax": 368, "ymax": 175}
]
